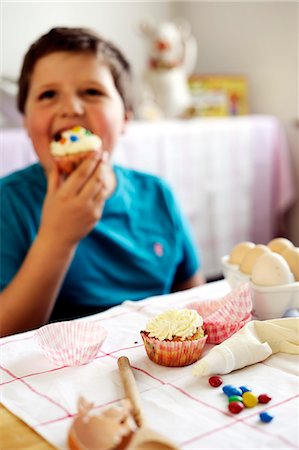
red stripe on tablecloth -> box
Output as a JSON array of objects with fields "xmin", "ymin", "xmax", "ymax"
[
  {"xmin": 0, "ymin": 365, "xmax": 67, "ymax": 386},
  {"xmin": 0, "ymin": 365, "xmax": 72, "ymax": 416},
  {"xmin": 35, "ymin": 397, "xmax": 122, "ymax": 428},
  {"xmin": 0, "ymin": 344, "xmax": 143, "ymax": 386},
  {"xmin": 104, "ymin": 352, "xmax": 167, "ymax": 385},
  {"xmin": 35, "ymin": 414, "xmax": 73, "ymax": 428},
  {"xmin": 96, "ymin": 343, "xmax": 143, "ymax": 359},
  {"xmin": 0, "ymin": 335, "xmax": 33, "ymax": 347},
  {"xmin": 36, "ymin": 387, "xmax": 152, "ymax": 428},
  {"xmin": 181, "ymin": 408, "xmax": 298, "ymax": 449},
  {"xmin": 169, "ymin": 382, "xmax": 227, "ymax": 414}
]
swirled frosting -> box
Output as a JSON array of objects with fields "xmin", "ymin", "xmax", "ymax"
[
  {"xmin": 145, "ymin": 308, "xmax": 203, "ymax": 341},
  {"xmin": 50, "ymin": 126, "xmax": 102, "ymax": 156}
]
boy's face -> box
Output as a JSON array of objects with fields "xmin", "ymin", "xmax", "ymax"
[{"xmin": 24, "ymin": 51, "xmax": 128, "ymax": 170}]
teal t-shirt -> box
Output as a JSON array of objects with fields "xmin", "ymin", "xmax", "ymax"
[{"xmin": 0, "ymin": 164, "xmax": 200, "ymax": 320}]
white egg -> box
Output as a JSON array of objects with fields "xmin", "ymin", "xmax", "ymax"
[
  {"xmin": 239, "ymin": 244, "xmax": 271, "ymax": 275},
  {"xmin": 281, "ymin": 247, "xmax": 299, "ymax": 281},
  {"xmin": 251, "ymin": 253, "xmax": 294, "ymax": 286},
  {"xmin": 267, "ymin": 237, "xmax": 294, "ymax": 254},
  {"xmin": 228, "ymin": 241, "xmax": 255, "ymax": 265}
]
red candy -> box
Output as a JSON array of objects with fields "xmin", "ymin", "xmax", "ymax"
[
  {"xmin": 228, "ymin": 401, "xmax": 244, "ymax": 414},
  {"xmin": 258, "ymin": 393, "xmax": 272, "ymax": 404},
  {"xmin": 209, "ymin": 376, "xmax": 223, "ymax": 387}
]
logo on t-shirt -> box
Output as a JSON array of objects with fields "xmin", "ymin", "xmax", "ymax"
[{"xmin": 153, "ymin": 242, "xmax": 164, "ymax": 257}]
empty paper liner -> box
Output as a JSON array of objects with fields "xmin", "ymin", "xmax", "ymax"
[
  {"xmin": 34, "ymin": 320, "xmax": 107, "ymax": 366},
  {"xmin": 186, "ymin": 283, "xmax": 252, "ymax": 344}
]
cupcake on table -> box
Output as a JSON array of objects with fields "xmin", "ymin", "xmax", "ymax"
[{"xmin": 141, "ymin": 309, "xmax": 207, "ymax": 367}]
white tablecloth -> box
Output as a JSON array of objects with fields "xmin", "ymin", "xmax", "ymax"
[
  {"xmin": 1, "ymin": 280, "xmax": 298, "ymax": 449},
  {"xmin": 0, "ymin": 116, "xmax": 296, "ymax": 277}
]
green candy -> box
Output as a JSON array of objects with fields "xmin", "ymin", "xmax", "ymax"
[{"xmin": 228, "ymin": 395, "xmax": 243, "ymax": 403}]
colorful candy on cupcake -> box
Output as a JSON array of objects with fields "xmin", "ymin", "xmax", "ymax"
[
  {"xmin": 50, "ymin": 126, "xmax": 102, "ymax": 175},
  {"xmin": 141, "ymin": 308, "xmax": 207, "ymax": 367}
]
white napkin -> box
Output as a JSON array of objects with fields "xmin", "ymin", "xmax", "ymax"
[{"xmin": 193, "ymin": 318, "xmax": 299, "ymax": 376}]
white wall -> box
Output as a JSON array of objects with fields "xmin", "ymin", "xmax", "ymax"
[
  {"xmin": 176, "ymin": 2, "xmax": 298, "ymax": 123},
  {"xmin": 1, "ymin": 1, "xmax": 173, "ymax": 78},
  {"xmin": 1, "ymin": 1, "xmax": 299, "ymax": 243}
]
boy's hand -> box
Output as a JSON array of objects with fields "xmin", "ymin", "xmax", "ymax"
[{"xmin": 40, "ymin": 152, "xmax": 114, "ymax": 248}]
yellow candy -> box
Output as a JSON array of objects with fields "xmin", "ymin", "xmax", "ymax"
[
  {"xmin": 242, "ymin": 391, "xmax": 258, "ymax": 408},
  {"xmin": 72, "ymin": 126, "xmax": 82, "ymax": 132}
]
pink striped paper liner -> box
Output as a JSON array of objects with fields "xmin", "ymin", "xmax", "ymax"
[
  {"xmin": 34, "ymin": 321, "xmax": 107, "ymax": 366},
  {"xmin": 186, "ymin": 283, "xmax": 252, "ymax": 344},
  {"xmin": 140, "ymin": 331, "xmax": 207, "ymax": 367},
  {"xmin": 204, "ymin": 313, "xmax": 251, "ymax": 344}
]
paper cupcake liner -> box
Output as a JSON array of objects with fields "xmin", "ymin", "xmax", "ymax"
[
  {"xmin": 34, "ymin": 321, "xmax": 107, "ymax": 366},
  {"xmin": 140, "ymin": 331, "xmax": 207, "ymax": 367},
  {"xmin": 204, "ymin": 313, "xmax": 251, "ymax": 344},
  {"xmin": 54, "ymin": 151, "xmax": 97, "ymax": 175},
  {"xmin": 186, "ymin": 284, "xmax": 252, "ymax": 344}
]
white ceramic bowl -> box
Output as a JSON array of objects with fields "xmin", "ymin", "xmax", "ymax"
[
  {"xmin": 221, "ymin": 255, "xmax": 299, "ymax": 319},
  {"xmin": 221, "ymin": 255, "xmax": 250, "ymax": 289},
  {"xmin": 250, "ymin": 281, "xmax": 299, "ymax": 320}
]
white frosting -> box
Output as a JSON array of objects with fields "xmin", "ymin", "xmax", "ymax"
[
  {"xmin": 145, "ymin": 308, "xmax": 203, "ymax": 341},
  {"xmin": 50, "ymin": 126, "xmax": 102, "ymax": 156}
]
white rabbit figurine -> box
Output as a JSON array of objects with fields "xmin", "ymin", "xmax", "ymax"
[{"xmin": 138, "ymin": 18, "xmax": 197, "ymax": 119}]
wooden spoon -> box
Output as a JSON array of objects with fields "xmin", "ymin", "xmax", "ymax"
[{"xmin": 117, "ymin": 356, "xmax": 179, "ymax": 450}]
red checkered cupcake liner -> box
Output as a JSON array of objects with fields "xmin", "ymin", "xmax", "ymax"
[
  {"xmin": 140, "ymin": 331, "xmax": 207, "ymax": 367},
  {"xmin": 34, "ymin": 320, "xmax": 107, "ymax": 366},
  {"xmin": 186, "ymin": 283, "xmax": 252, "ymax": 344}
]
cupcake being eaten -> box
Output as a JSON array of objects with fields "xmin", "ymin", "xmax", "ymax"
[
  {"xmin": 141, "ymin": 309, "xmax": 207, "ymax": 367},
  {"xmin": 50, "ymin": 126, "xmax": 102, "ymax": 175}
]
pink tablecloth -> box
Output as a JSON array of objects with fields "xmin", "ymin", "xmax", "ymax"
[{"xmin": 0, "ymin": 116, "xmax": 296, "ymax": 277}]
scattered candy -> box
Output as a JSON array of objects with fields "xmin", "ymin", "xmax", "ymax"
[
  {"xmin": 259, "ymin": 412, "xmax": 274, "ymax": 423},
  {"xmin": 239, "ymin": 385, "xmax": 252, "ymax": 393},
  {"xmin": 209, "ymin": 378, "xmax": 274, "ymax": 419},
  {"xmin": 209, "ymin": 376, "xmax": 223, "ymax": 387},
  {"xmin": 242, "ymin": 391, "xmax": 258, "ymax": 408},
  {"xmin": 258, "ymin": 394, "xmax": 272, "ymax": 404},
  {"xmin": 228, "ymin": 401, "xmax": 244, "ymax": 414},
  {"xmin": 228, "ymin": 395, "xmax": 243, "ymax": 403}
]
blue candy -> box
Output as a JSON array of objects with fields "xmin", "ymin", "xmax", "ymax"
[
  {"xmin": 239, "ymin": 385, "xmax": 252, "ymax": 393},
  {"xmin": 228, "ymin": 387, "xmax": 243, "ymax": 397},
  {"xmin": 222, "ymin": 385, "xmax": 242, "ymax": 397},
  {"xmin": 222, "ymin": 385, "xmax": 235, "ymax": 396},
  {"xmin": 260, "ymin": 412, "xmax": 274, "ymax": 423}
]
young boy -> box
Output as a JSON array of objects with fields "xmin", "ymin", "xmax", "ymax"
[{"xmin": 0, "ymin": 27, "xmax": 204, "ymax": 337}]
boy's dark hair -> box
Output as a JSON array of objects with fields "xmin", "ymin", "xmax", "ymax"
[{"xmin": 17, "ymin": 27, "xmax": 134, "ymax": 113}]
